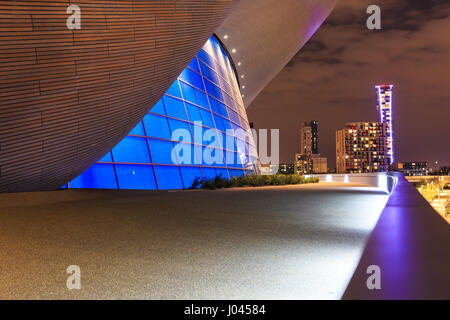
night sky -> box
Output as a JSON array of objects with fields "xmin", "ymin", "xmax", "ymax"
[{"xmin": 247, "ymin": 0, "xmax": 450, "ymax": 170}]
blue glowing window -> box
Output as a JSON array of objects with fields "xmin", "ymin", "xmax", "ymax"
[
  {"xmin": 179, "ymin": 69, "xmax": 191, "ymax": 83},
  {"xmin": 203, "ymin": 146, "xmax": 225, "ymax": 167},
  {"xmin": 200, "ymin": 167, "xmax": 217, "ymax": 179},
  {"xmin": 197, "ymin": 49, "xmax": 214, "ymax": 68},
  {"xmin": 150, "ymin": 99, "xmax": 166, "ymax": 116},
  {"xmin": 148, "ymin": 139, "xmax": 177, "ymax": 164},
  {"xmin": 70, "ymin": 164, "xmax": 118, "ymax": 189},
  {"xmin": 69, "ymin": 36, "xmax": 256, "ymax": 191},
  {"xmin": 168, "ymin": 142, "xmax": 195, "ymax": 165},
  {"xmin": 204, "ymin": 129, "xmax": 223, "ymax": 148},
  {"xmin": 208, "ymin": 96, "xmax": 221, "ymax": 115},
  {"xmin": 198, "ymin": 107, "xmax": 215, "ymax": 128},
  {"xmin": 223, "ymin": 94, "xmax": 234, "ymax": 110},
  {"xmin": 99, "ymin": 152, "xmax": 113, "ymax": 162},
  {"xmin": 168, "ymin": 119, "xmax": 192, "ymax": 142},
  {"xmin": 200, "ymin": 61, "xmax": 219, "ymax": 85},
  {"xmin": 179, "ymin": 81, "xmax": 197, "ymax": 105},
  {"xmin": 229, "ymin": 110, "xmax": 239, "ymax": 124},
  {"xmin": 185, "ymin": 102, "xmax": 203, "ymax": 123},
  {"xmin": 189, "ymin": 122, "xmax": 204, "ymax": 137},
  {"xmin": 228, "ymin": 169, "xmax": 244, "ymax": 177},
  {"xmin": 222, "ymin": 82, "xmax": 233, "ymax": 97},
  {"xmin": 228, "ymin": 137, "xmax": 238, "ymax": 152},
  {"xmin": 188, "ymin": 69, "xmax": 205, "ymax": 91},
  {"xmin": 174, "ymin": 142, "xmax": 200, "ymax": 165},
  {"xmin": 143, "ymin": 113, "xmax": 172, "ymax": 140},
  {"xmin": 188, "ymin": 57, "xmax": 200, "ymax": 72},
  {"xmin": 222, "ymin": 117, "xmax": 232, "ymax": 131},
  {"xmin": 204, "ymin": 80, "xmax": 223, "ymax": 102},
  {"xmin": 210, "ymin": 99, "xmax": 228, "ymax": 119},
  {"xmin": 115, "ymin": 164, "xmax": 157, "ymax": 190},
  {"xmin": 217, "ymin": 102, "xmax": 229, "ymax": 118},
  {"xmin": 180, "ymin": 166, "xmax": 203, "ymax": 188},
  {"xmin": 238, "ymin": 115, "xmax": 246, "ymax": 127},
  {"xmin": 163, "ymin": 95, "xmax": 188, "ymax": 120},
  {"xmin": 166, "ymin": 81, "xmax": 182, "ymax": 98},
  {"xmin": 194, "ymin": 89, "xmax": 210, "ymax": 109},
  {"xmin": 224, "ymin": 150, "xmax": 236, "ymax": 166},
  {"xmin": 192, "ymin": 144, "xmax": 203, "ymax": 164},
  {"xmin": 210, "ymin": 37, "xmax": 222, "ymax": 57},
  {"xmin": 231, "ymin": 123, "xmax": 241, "ymax": 134},
  {"xmin": 222, "ymin": 134, "xmax": 236, "ymax": 152},
  {"xmin": 153, "ymin": 166, "xmax": 183, "ymax": 189},
  {"xmin": 215, "ymin": 168, "xmax": 229, "ymax": 179},
  {"xmin": 112, "ymin": 136, "xmax": 150, "ymax": 164},
  {"xmin": 129, "ymin": 121, "xmax": 145, "ymax": 136},
  {"xmin": 213, "ymin": 114, "xmax": 225, "ymax": 132}
]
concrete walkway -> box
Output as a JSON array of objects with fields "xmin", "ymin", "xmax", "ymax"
[
  {"xmin": 343, "ymin": 176, "xmax": 450, "ymax": 299},
  {"xmin": 0, "ymin": 183, "xmax": 389, "ymax": 299}
]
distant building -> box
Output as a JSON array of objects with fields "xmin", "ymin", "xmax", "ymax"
[
  {"xmin": 336, "ymin": 122, "xmax": 389, "ymax": 173},
  {"xmin": 278, "ymin": 163, "xmax": 295, "ymax": 175},
  {"xmin": 295, "ymin": 153, "xmax": 327, "ymax": 174},
  {"xmin": 398, "ymin": 162, "xmax": 429, "ymax": 176},
  {"xmin": 296, "ymin": 120, "xmax": 325, "ymax": 175},
  {"xmin": 295, "ymin": 154, "xmax": 310, "ymax": 175},
  {"xmin": 311, "ymin": 155, "xmax": 328, "ymax": 174},
  {"xmin": 300, "ymin": 121, "xmax": 319, "ymax": 155},
  {"xmin": 260, "ymin": 164, "xmax": 279, "ymax": 175},
  {"xmin": 439, "ymin": 166, "xmax": 450, "ymax": 176},
  {"xmin": 375, "ymin": 85, "xmax": 394, "ymax": 165}
]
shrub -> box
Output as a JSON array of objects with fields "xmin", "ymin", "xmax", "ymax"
[
  {"xmin": 230, "ymin": 176, "xmax": 247, "ymax": 187},
  {"xmin": 190, "ymin": 176, "xmax": 202, "ymax": 189},
  {"xmin": 271, "ymin": 174, "xmax": 287, "ymax": 185},
  {"xmin": 304, "ymin": 176, "xmax": 319, "ymax": 184},
  {"xmin": 214, "ymin": 174, "xmax": 232, "ymax": 188},
  {"xmin": 194, "ymin": 173, "xmax": 318, "ymax": 190}
]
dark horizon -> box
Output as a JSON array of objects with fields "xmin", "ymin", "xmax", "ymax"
[{"xmin": 247, "ymin": 0, "xmax": 450, "ymax": 170}]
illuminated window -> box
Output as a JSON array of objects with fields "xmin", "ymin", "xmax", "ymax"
[{"xmin": 69, "ymin": 36, "xmax": 256, "ymax": 190}]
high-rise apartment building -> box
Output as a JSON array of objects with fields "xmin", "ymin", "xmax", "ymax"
[
  {"xmin": 375, "ymin": 85, "xmax": 394, "ymax": 165},
  {"xmin": 297, "ymin": 121, "xmax": 326, "ymax": 174},
  {"xmin": 336, "ymin": 122, "xmax": 389, "ymax": 173},
  {"xmin": 295, "ymin": 154, "xmax": 311, "ymax": 175},
  {"xmin": 300, "ymin": 121, "xmax": 319, "ymax": 155}
]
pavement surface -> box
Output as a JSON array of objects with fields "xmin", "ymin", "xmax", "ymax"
[
  {"xmin": 0, "ymin": 183, "xmax": 389, "ymax": 299},
  {"xmin": 343, "ymin": 176, "xmax": 450, "ymax": 299}
]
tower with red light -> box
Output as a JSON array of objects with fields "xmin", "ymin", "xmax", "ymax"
[{"xmin": 375, "ymin": 84, "xmax": 394, "ymax": 165}]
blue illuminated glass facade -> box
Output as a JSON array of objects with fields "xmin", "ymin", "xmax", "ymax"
[{"xmin": 69, "ymin": 36, "xmax": 257, "ymax": 190}]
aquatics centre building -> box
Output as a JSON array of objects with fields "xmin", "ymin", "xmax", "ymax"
[{"xmin": 0, "ymin": 0, "xmax": 338, "ymax": 192}]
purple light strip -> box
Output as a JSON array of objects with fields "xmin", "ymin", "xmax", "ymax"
[
  {"xmin": 376, "ymin": 86, "xmax": 383, "ymax": 123},
  {"xmin": 389, "ymin": 85, "xmax": 394, "ymax": 164},
  {"xmin": 375, "ymin": 85, "xmax": 394, "ymax": 165}
]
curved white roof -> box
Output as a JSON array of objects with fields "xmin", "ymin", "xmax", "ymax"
[{"xmin": 215, "ymin": 0, "xmax": 338, "ymax": 107}]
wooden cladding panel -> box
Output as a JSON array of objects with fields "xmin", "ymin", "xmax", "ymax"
[{"xmin": 0, "ymin": 0, "xmax": 239, "ymax": 192}]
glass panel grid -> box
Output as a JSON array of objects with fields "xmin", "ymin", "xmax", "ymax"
[{"xmin": 70, "ymin": 36, "xmax": 257, "ymax": 190}]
